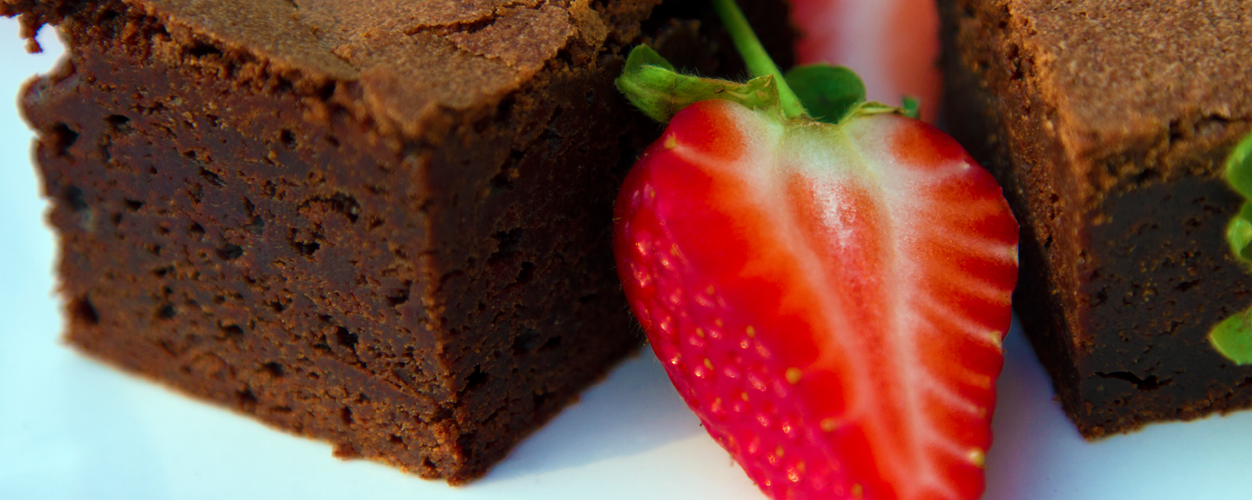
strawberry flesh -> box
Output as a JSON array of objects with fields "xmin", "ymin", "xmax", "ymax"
[{"xmin": 614, "ymin": 100, "xmax": 1018, "ymax": 500}]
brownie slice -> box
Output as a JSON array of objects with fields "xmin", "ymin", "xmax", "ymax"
[
  {"xmin": 2, "ymin": 0, "xmax": 792, "ymax": 482},
  {"xmin": 940, "ymin": 0, "xmax": 1252, "ymax": 438}
]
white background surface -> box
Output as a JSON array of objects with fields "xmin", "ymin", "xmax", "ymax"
[{"xmin": 3, "ymin": 16, "xmax": 1252, "ymax": 500}]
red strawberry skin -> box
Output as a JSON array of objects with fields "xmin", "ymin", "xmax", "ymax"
[{"xmin": 613, "ymin": 100, "xmax": 1018, "ymax": 500}]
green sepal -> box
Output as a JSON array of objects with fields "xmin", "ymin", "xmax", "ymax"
[
  {"xmin": 901, "ymin": 96, "xmax": 922, "ymax": 120},
  {"xmin": 783, "ymin": 64, "xmax": 865, "ymax": 125},
  {"xmin": 615, "ymin": 45, "xmax": 781, "ymax": 123},
  {"xmin": 1210, "ymin": 309, "xmax": 1252, "ymax": 365},
  {"xmin": 1225, "ymin": 133, "xmax": 1252, "ymax": 198},
  {"xmin": 1228, "ymin": 202, "xmax": 1252, "ymax": 262}
]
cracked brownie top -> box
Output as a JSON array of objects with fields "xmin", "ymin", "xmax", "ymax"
[{"xmin": 3, "ymin": 0, "xmax": 659, "ymax": 134}]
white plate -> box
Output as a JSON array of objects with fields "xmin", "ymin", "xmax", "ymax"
[{"xmin": 3, "ymin": 17, "xmax": 1251, "ymax": 500}]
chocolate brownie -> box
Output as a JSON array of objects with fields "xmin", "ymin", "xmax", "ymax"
[
  {"xmin": 940, "ymin": 0, "xmax": 1252, "ymax": 438},
  {"xmin": 2, "ymin": 0, "xmax": 792, "ymax": 482}
]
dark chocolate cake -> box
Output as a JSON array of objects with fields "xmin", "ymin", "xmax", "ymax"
[
  {"xmin": 2, "ymin": 0, "xmax": 792, "ymax": 482},
  {"xmin": 940, "ymin": 0, "xmax": 1252, "ymax": 438}
]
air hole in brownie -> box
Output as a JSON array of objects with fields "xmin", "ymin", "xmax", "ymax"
[
  {"xmin": 244, "ymin": 217, "xmax": 265, "ymax": 234},
  {"xmin": 335, "ymin": 327, "xmax": 358, "ymax": 351},
  {"xmin": 69, "ymin": 296, "xmax": 99, "ymax": 325},
  {"xmin": 279, "ymin": 129, "xmax": 296, "ymax": 149},
  {"xmin": 106, "ymin": 113, "xmax": 131, "ymax": 129},
  {"xmin": 268, "ymin": 300, "xmax": 285, "ymax": 313},
  {"xmin": 49, "ymin": 122, "xmax": 79, "ymax": 156},
  {"xmin": 1006, "ymin": 47, "xmax": 1025, "ymax": 80},
  {"xmin": 541, "ymin": 128, "xmax": 563, "ymax": 150},
  {"xmin": 152, "ymin": 266, "xmax": 172, "ymax": 278},
  {"xmin": 237, "ymin": 388, "xmax": 258, "ymax": 411},
  {"xmin": 341, "ymin": 406, "xmax": 354, "ymax": 425},
  {"xmin": 1176, "ymin": 280, "xmax": 1200, "ymax": 292},
  {"xmin": 539, "ymin": 335, "xmax": 561, "ymax": 352},
  {"xmin": 272, "ymin": 406, "xmax": 293, "ymax": 414},
  {"xmin": 511, "ymin": 328, "xmax": 543, "ymax": 355},
  {"xmin": 325, "ymin": 135, "xmax": 340, "ymax": 148},
  {"xmin": 155, "ymin": 303, "xmax": 175, "ymax": 320},
  {"xmin": 517, "ymin": 262, "xmax": 536, "ymax": 284},
  {"xmin": 489, "ymin": 167, "xmax": 517, "ymax": 191},
  {"xmin": 187, "ymin": 41, "xmax": 223, "ymax": 58},
  {"xmin": 389, "ymin": 435, "xmax": 404, "ymax": 446},
  {"xmin": 262, "ymin": 362, "xmax": 284, "ymax": 378},
  {"xmin": 1097, "ymin": 371, "xmax": 1171, "ymax": 392},
  {"xmin": 292, "ymin": 235, "xmax": 321, "ymax": 256},
  {"xmin": 221, "ymin": 324, "xmax": 244, "ymax": 340},
  {"xmin": 465, "ymin": 366, "xmax": 491, "ymax": 391},
  {"xmin": 488, "ymin": 228, "xmax": 523, "ymax": 263},
  {"xmin": 1133, "ymin": 168, "xmax": 1160, "ymax": 186},
  {"xmin": 328, "ymin": 193, "xmax": 361, "ymax": 222},
  {"xmin": 216, "ymin": 243, "xmax": 244, "ymax": 261},
  {"xmin": 199, "ymin": 167, "xmax": 226, "ymax": 187},
  {"xmin": 62, "ymin": 186, "xmax": 88, "ymax": 212},
  {"xmin": 533, "ymin": 391, "xmax": 553, "ymax": 411},
  {"xmin": 109, "ymin": 212, "xmax": 122, "ymax": 226},
  {"xmin": 433, "ymin": 406, "xmax": 454, "ymax": 422},
  {"xmin": 1093, "ymin": 290, "xmax": 1108, "ymax": 307},
  {"xmin": 212, "ymin": 295, "xmax": 226, "ymax": 305},
  {"xmin": 585, "ymin": 90, "xmax": 596, "ymax": 102},
  {"xmin": 189, "ymin": 222, "xmax": 205, "ymax": 236},
  {"xmin": 387, "ymin": 287, "xmax": 410, "ymax": 307},
  {"xmin": 123, "ymin": 199, "xmax": 144, "ymax": 211}
]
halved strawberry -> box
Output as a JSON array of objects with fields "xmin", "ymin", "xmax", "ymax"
[{"xmin": 613, "ymin": 2, "xmax": 1018, "ymax": 498}]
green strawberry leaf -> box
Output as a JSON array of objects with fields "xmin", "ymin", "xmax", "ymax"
[
  {"xmin": 1210, "ymin": 310, "xmax": 1252, "ymax": 365},
  {"xmin": 1225, "ymin": 135, "xmax": 1252, "ymax": 263},
  {"xmin": 1210, "ymin": 133, "xmax": 1252, "ymax": 365},
  {"xmin": 1228, "ymin": 202, "xmax": 1252, "ymax": 262},
  {"xmin": 783, "ymin": 64, "xmax": 865, "ymax": 125},
  {"xmin": 616, "ymin": 45, "xmax": 781, "ymax": 123},
  {"xmin": 1225, "ymin": 133, "xmax": 1252, "ymax": 199}
]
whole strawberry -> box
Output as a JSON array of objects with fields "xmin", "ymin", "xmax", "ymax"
[{"xmin": 613, "ymin": 2, "xmax": 1019, "ymax": 499}]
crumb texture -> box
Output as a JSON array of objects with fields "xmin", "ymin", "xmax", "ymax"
[
  {"xmin": 1016, "ymin": 1, "xmax": 1252, "ymax": 141},
  {"xmin": 5, "ymin": 0, "xmax": 795, "ymax": 483}
]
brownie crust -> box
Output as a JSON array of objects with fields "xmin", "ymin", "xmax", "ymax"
[{"xmin": 941, "ymin": 0, "xmax": 1252, "ymax": 437}]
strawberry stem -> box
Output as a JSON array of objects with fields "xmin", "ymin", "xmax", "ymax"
[{"xmin": 711, "ymin": 0, "xmax": 805, "ymax": 120}]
